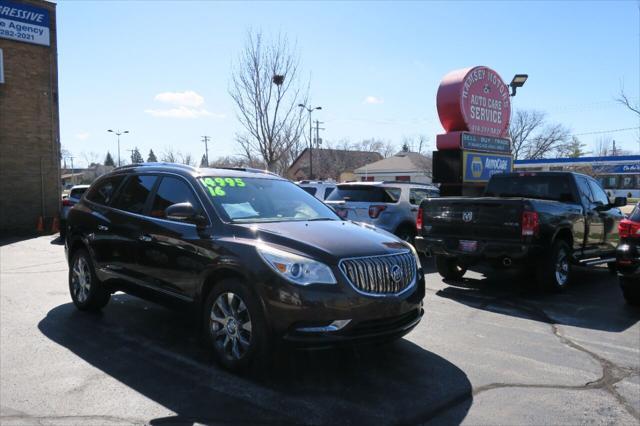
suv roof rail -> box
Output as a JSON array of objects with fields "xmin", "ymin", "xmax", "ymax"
[
  {"xmin": 113, "ymin": 162, "xmax": 198, "ymax": 172},
  {"xmin": 381, "ymin": 180, "xmax": 438, "ymax": 187},
  {"xmin": 209, "ymin": 166, "xmax": 281, "ymax": 177}
]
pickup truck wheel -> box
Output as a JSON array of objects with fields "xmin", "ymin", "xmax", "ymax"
[
  {"xmin": 396, "ymin": 226, "xmax": 416, "ymax": 246},
  {"xmin": 538, "ymin": 240, "xmax": 572, "ymax": 292},
  {"xmin": 435, "ymin": 255, "xmax": 467, "ymax": 281},
  {"xmin": 620, "ymin": 277, "xmax": 640, "ymax": 306}
]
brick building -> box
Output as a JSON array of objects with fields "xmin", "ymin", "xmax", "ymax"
[{"xmin": 0, "ymin": 0, "xmax": 60, "ymax": 235}]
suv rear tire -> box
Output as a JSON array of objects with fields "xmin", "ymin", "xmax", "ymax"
[
  {"xmin": 538, "ymin": 240, "xmax": 572, "ymax": 292},
  {"xmin": 204, "ymin": 279, "xmax": 271, "ymax": 372},
  {"xmin": 69, "ymin": 249, "xmax": 111, "ymax": 311},
  {"xmin": 435, "ymin": 255, "xmax": 467, "ymax": 281}
]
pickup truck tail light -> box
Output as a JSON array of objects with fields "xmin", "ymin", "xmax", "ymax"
[
  {"xmin": 521, "ymin": 211, "xmax": 539, "ymax": 237},
  {"xmin": 368, "ymin": 205, "xmax": 387, "ymax": 219},
  {"xmin": 619, "ymin": 219, "xmax": 640, "ymax": 238},
  {"xmin": 416, "ymin": 207, "xmax": 423, "ymax": 230}
]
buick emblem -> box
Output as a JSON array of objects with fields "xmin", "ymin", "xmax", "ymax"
[
  {"xmin": 391, "ymin": 265, "xmax": 402, "ymax": 283},
  {"xmin": 462, "ymin": 211, "xmax": 473, "ymax": 222}
]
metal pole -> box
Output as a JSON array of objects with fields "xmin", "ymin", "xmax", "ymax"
[
  {"xmin": 117, "ymin": 133, "xmax": 121, "ymax": 167},
  {"xmin": 70, "ymin": 157, "xmax": 74, "ymax": 185},
  {"xmin": 309, "ymin": 110, "xmax": 313, "ymax": 179}
]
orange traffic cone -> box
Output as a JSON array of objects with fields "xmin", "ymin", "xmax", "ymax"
[
  {"xmin": 51, "ymin": 217, "xmax": 60, "ymax": 233},
  {"xmin": 36, "ymin": 216, "xmax": 44, "ymax": 232}
]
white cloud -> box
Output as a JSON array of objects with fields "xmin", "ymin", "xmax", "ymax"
[
  {"xmin": 364, "ymin": 96, "xmax": 384, "ymax": 105},
  {"xmin": 144, "ymin": 106, "xmax": 225, "ymax": 119},
  {"xmin": 154, "ymin": 90, "xmax": 204, "ymax": 107},
  {"xmin": 145, "ymin": 90, "xmax": 225, "ymax": 119},
  {"xmin": 75, "ymin": 132, "xmax": 90, "ymax": 140}
]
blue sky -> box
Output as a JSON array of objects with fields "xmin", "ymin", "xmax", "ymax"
[{"xmin": 57, "ymin": 0, "xmax": 640, "ymax": 166}]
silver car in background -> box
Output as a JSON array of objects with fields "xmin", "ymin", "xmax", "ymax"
[
  {"xmin": 325, "ymin": 181, "xmax": 439, "ymax": 243},
  {"xmin": 60, "ymin": 184, "xmax": 90, "ymax": 237},
  {"xmin": 297, "ymin": 180, "xmax": 337, "ymax": 201}
]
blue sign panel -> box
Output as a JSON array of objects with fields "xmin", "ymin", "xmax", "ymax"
[
  {"xmin": 0, "ymin": 0, "xmax": 50, "ymax": 46},
  {"xmin": 594, "ymin": 163, "xmax": 640, "ymax": 174},
  {"xmin": 463, "ymin": 151, "xmax": 513, "ymax": 183}
]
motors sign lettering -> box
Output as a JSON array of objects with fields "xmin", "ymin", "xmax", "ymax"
[{"xmin": 0, "ymin": 0, "xmax": 50, "ymax": 47}]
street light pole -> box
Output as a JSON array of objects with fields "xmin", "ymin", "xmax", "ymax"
[
  {"xmin": 298, "ymin": 104, "xmax": 322, "ymax": 179},
  {"xmin": 107, "ymin": 129, "xmax": 130, "ymax": 167}
]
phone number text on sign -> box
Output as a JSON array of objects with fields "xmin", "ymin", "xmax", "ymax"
[{"xmin": 0, "ymin": 0, "xmax": 50, "ymax": 46}]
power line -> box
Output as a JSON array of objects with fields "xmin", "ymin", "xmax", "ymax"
[{"xmin": 572, "ymin": 127, "xmax": 639, "ymax": 137}]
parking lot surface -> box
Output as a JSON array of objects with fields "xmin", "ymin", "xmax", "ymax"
[{"xmin": 1, "ymin": 236, "xmax": 639, "ymax": 425}]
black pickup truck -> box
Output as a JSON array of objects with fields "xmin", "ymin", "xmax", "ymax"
[{"xmin": 415, "ymin": 172, "xmax": 627, "ymax": 290}]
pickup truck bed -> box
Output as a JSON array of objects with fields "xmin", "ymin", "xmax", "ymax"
[{"xmin": 416, "ymin": 172, "xmax": 625, "ymax": 291}]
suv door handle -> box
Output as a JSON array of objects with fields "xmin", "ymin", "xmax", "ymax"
[
  {"xmin": 138, "ymin": 235, "xmax": 154, "ymax": 242},
  {"xmin": 97, "ymin": 225, "xmax": 109, "ymax": 231},
  {"xmin": 411, "ymin": 208, "xmax": 418, "ymax": 212}
]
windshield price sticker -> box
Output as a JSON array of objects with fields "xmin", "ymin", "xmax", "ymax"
[{"xmin": 202, "ymin": 177, "xmax": 246, "ymax": 197}]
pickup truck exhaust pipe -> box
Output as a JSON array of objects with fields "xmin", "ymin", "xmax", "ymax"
[{"xmin": 502, "ymin": 257, "xmax": 512, "ymax": 267}]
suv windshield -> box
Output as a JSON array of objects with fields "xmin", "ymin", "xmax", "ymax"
[
  {"xmin": 326, "ymin": 185, "xmax": 400, "ymax": 203},
  {"xmin": 485, "ymin": 175, "xmax": 577, "ymax": 202},
  {"xmin": 200, "ymin": 176, "xmax": 338, "ymax": 223}
]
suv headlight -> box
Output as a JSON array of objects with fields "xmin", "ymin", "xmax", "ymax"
[{"xmin": 257, "ymin": 244, "xmax": 337, "ymax": 286}]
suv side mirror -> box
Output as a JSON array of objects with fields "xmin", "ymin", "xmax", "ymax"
[
  {"xmin": 165, "ymin": 202, "xmax": 207, "ymax": 227},
  {"xmin": 613, "ymin": 196, "xmax": 627, "ymax": 208}
]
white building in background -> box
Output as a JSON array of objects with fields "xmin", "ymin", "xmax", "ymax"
[{"xmin": 353, "ymin": 152, "xmax": 432, "ymax": 183}]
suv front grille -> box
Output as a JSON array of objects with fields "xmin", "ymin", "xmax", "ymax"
[{"xmin": 339, "ymin": 252, "xmax": 416, "ymax": 296}]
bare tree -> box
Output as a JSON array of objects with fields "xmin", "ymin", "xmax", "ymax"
[
  {"xmin": 230, "ymin": 30, "xmax": 308, "ymax": 174},
  {"xmin": 509, "ymin": 110, "xmax": 571, "ymax": 160},
  {"xmin": 160, "ymin": 147, "xmax": 177, "ymax": 163},
  {"xmin": 401, "ymin": 135, "xmax": 430, "ymax": 155},
  {"xmin": 81, "ymin": 151, "xmax": 100, "ymax": 167},
  {"xmin": 177, "ymin": 152, "xmax": 196, "ymax": 166},
  {"xmin": 616, "ymin": 88, "xmax": 640, "ymax": 117},
  {"xmin": 594, "ymin": 136, "xmax": 613, "ymax": 157}
]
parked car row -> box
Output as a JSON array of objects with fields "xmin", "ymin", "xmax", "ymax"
[{"xmin": 63, "ymin": 166, "xmax": 637, "ymax": 373}]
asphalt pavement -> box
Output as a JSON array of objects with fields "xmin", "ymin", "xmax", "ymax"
[{"xmin": 1, "ymin": 236, "xmax": 639, "ymax": 425}]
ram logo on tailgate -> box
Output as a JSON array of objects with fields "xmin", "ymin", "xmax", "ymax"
[{"xmin": 462, "ymin": 211, "xmax": 473, "ymax": 222}]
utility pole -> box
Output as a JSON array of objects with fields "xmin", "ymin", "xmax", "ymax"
[
  {"xmin": 298, "ymin": 104, "xmax": 322, "ymax": 179},
  {"xmin": 202, "ymin": 136, "xmax": 211, "ymax": 167},
  {"xmin": 314, "ymin": 120, "xmax": 325, "ymax": 148},
  {"xmin": 612, "ymin": 140, "xmax": 617, "ymax": 156},
  {"xmin": 69, "ymin": 156, "xmax": 75, "ymax": 185}
]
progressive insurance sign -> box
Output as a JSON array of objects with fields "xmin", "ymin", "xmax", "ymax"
[{"xmin": 0, "ymin": 0, "xmax": 50, "ymax": 47}]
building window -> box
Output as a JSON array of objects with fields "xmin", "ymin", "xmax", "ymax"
[
  {"xmin": 395, "ymin": 176, "xmax": 410, "ymax": 182},
  {"xmin": 361, "ymin": 176, "xmax": 374, "ymax": 182}
]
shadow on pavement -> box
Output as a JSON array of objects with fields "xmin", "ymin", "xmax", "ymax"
[
  {"xmin": 435, "ymin": 265, "xmax": 640, "ymax": 332},
  {"xmin": 38, "ymin": 295, "xmax": 472, "ymax": 425}
]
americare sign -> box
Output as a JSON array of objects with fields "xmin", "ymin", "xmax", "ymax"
[
  {"xmin": 0, "ymin": 0, "xmax": 50, "ymax": 47},
  {"xmin": 437, "ymin": 66, "xmax": 511, "ymax": 138}
]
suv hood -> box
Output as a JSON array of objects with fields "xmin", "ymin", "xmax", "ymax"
[{"xmin": 231, "ymin": 220, "xmax": 410, "ymax": 261}]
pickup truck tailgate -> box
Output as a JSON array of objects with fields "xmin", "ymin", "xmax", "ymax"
[{"xmin": 420, "ymin": 197, "xmax": 524, "ymax": 240}]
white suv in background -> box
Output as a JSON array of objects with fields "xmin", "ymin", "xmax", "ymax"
[{"xmin": 296, "ymin": 180, "xmax": 337, "ymax": 201}]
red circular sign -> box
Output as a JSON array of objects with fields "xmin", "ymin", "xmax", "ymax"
[{"xmin": 436, "ymin": 66, "xmax": 511, "ymax": 138}]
